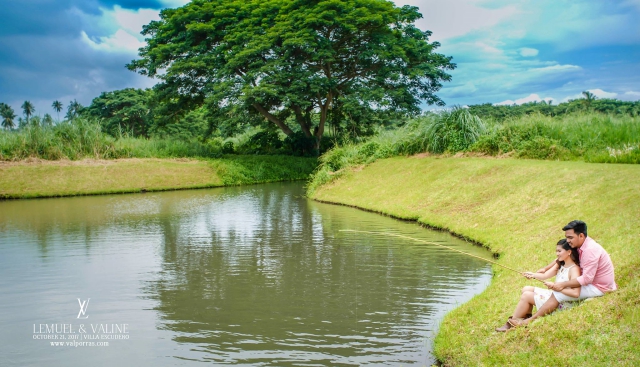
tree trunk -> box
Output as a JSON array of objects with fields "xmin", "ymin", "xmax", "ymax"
[
  {"xmin": 293, "ymin": 105, "xmax": 312, "ymax": 137},
  {"xmin": 316, "ymin": 92, "xmax": 333, "ymax": 151},
  {"xmin": 252, "ymin": 103, "xmax": 294, "ymax": 136}
]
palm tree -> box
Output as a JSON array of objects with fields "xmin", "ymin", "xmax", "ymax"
[
  {"xmin": 52, "ymin": 100, "xmax": 63, "ymax": 121},
  {"xmin": 66, "ymin": 99, "xmax": 83, "ymax": 120},
  {"xmin": 581, "ymin": 91, "xmax": 597, "ymax": 110},
  {"xmin": 43, "ymin": 113, "xmax": 54, "ymax": 126},
  {"xmin": 1, "ymin": 103, "xmax": 17, "ymax": 130},
  {"xmin": 21, "ymin": 100, "xmax": 35, "ymax": 125}
]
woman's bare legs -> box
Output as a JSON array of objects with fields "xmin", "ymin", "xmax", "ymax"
[
  {"xmin": 512, "ymin": 287, "xmax": 535, "ymax": 318},
  {"xmin": 497, "ymin": 287, "xmax": 537, "ymax": 331}
]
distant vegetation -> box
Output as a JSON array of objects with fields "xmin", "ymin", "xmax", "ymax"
[
  {"xmin": 307, "ymin": 104, "xmax": 640, "ymax": 195},
  {"xmin": 468, "ymin": 93, "xmax": 640, "ymax": 120},
  {"xmin": 1, "ymin": 93, "xmax": 639, "ymax": 163}
]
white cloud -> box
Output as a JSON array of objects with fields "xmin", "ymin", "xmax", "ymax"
[
  {"xmin": 587, "ymin": 88, "xmax": 618, "ymax": 99},
  {"xmin": 111, "ymin": 6, "xmax": 160, "ymax": 36},
  {"xmin": 77, "ymin": 6, "xmax": 162, "ymax": 54},
  {"xmin": 529, "ymin": 64, "xmax": 581, "ymax": 73},
  {"xmin": 519, "ymin": 47, "xmax": 539, "ymax": 57},
  {"xmin": 559, "ymin": 89, "xmax": 617, "ymax": 103},
  {"xmin": 495, "ymin": 93, "xmax": 554, "ymax": 105},
  {"xmin": 392, "ymin": 0, "xmax": 519, "ymax": 41},
  {"xmin": 81, "ymin": 29, "xmax": 145, "ymax": 53}
]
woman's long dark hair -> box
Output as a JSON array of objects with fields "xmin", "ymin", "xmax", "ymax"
[{"xmin": 556, "ymin": 238, "xmax": 580, "ymax": 267}]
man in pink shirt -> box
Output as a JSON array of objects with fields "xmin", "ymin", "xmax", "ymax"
[{"xmin": 510, "ymin": 220, "xmax": 616, "ymax": 327}]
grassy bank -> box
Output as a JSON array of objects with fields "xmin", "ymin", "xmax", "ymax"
[
  {"xmin": 0, "ymin": 155, "xmax": 317, "ymax": 199},
  {"xmin": 310, "ymin": 156, "xmax": 640, "ymax": 366}
]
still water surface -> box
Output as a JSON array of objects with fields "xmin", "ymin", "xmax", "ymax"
[{"xmin": 0, "ymin": 182, "xmax": 491, "ymax": 366}]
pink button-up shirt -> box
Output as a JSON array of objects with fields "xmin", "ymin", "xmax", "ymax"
[{"xmin": 577, "ymin": 237, "xmax": 617, "ymax": 293}]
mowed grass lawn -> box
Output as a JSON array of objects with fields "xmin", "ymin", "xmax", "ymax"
[
  {"xmin": 0, "ymin": 156, "xmax": 317, "ymax": 199},
  {"xmin": 311, "ymin": 156, "xmax": 640, "ymax": 366}
]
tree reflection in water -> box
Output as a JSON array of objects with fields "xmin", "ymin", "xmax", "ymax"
[
  {"xmin": 142, "ymin": 183, "xmax": 491, "ymax": 365},
  {"xmin": 0, "ymin": 182, "xmax": 490, "ymax": 366}
]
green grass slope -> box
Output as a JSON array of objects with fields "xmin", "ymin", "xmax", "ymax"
[
  {"xmin": 311, "ymin": 156, "xmax": 640, "ymax": 366},
  {"xmin": 0, "ymin": 155, "xmax": 316, "ymax": 199}
]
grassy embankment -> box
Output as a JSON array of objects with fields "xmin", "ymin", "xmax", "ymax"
[
  {"xmin": 310, "ymin": 157, "xmax": 640, "ymax": 366},
  {"xmin": 0, "ymin": 155, "xmax": 317, "ymax": 199}
]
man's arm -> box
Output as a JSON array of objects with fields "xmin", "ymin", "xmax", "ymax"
[
  {"xmin": 549, "ymin": 258, "xmax": 593, "ymax": 291},
  {"xmin": 560, "ymin": 285, "xmax": 581, "ymax": 298},
  {"xmin": 557, "ymin": 266, "xmax": 582, "ymax": 296}
]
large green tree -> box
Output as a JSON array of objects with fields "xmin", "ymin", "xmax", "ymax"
[
  {"xmin": 128, "ymin": 0, "xmax": 454, "ymax": 149},
  {"xmin": 85, "ymin": 88, "xmax": 152, "ymax": 137}
]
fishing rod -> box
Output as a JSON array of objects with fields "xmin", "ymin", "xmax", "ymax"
[{"xmin": 340, "ymin": 229, "xmax": 546, "ymax": 283}]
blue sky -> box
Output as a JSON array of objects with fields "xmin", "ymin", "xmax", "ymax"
[{"xmin": 1, "ymin": 0, "xmax": 639, "ymax": 116}]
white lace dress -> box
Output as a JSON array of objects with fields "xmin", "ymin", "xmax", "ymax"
[{"xmin": 533, "ymin": 264, "xmax": 579, "ymax": 311}]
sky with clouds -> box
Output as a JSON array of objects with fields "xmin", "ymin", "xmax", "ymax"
[{"xmin": 1, "ymin": 0, "xmax": 639, "ymax": 116}]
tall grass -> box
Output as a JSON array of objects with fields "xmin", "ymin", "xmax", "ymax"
[
  {"xmin": 112, "ymin": 137, "xmax": 222, "ymax": 158},
  {"xmin": 307, "ymin": 111, "xmax": 640, "ymax": 195},
  {"xmin": 0, "ymin": 119, "xmax": 117, "ymax": 160},
  {"xmin": 422, "ymin": 107, "xmax": 486, "ymax": 153},
  {"xmin": 0, "ymin": 118, "xmax": 224, "ymax": 160},
  {"xmin": 473, "ymin": 112, "xmax": 640, "ymax": 163}
]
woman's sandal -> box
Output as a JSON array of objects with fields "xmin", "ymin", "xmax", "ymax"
[
  {"xmin": 496, "ymin": 314, "xmax": 532, "ymax": 332},
  {"xmin": 495, "ymin": 319, "xmax": 512, "ymax": 332},
  {"xmin": 508, "ymin": 317, "xmax": 530, "ymax": 328}
]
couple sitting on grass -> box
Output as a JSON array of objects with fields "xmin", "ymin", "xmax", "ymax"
[{"xmin": 496, "ymin": 220, "xmax": 617, "ymax": 332}]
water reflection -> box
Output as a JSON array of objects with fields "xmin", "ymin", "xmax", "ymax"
[{"xmin": 0, "ymin": 182, "xmax": 491, "ymax": 366}]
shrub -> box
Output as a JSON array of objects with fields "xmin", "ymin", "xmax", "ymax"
[
  {"xmin": 425, "ymin": 107, "xmax": 486, "ymax": 153},
  {"xmin": 222, "ymin": 141, "xmax": 235, "ymax": 154},
  {"xmin": 516, "ymin": 136, "xmax": 567, "ymax": 160},
  {"xmin": 284, "ymin": 131, "xmax": 318, "ymax": 156}
]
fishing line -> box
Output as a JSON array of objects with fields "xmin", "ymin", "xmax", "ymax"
[{"xmin": 340, "ymin": 229, "xmax": 546, "ymax": 283}]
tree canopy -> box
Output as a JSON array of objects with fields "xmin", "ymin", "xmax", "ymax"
[
  {"xmin": 128, "ymin": 0, "xmax": 455, "ymax": 150},
  {"xmin": 85, "ymin": 88, "xmax": 152, "ymax": 137}
]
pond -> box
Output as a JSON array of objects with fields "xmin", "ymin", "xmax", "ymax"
[{"xmin": 0, "ymin": 182, "xmax": 491, "ymax": 366}]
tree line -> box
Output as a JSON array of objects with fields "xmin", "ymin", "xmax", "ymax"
[
  {"xmin": 0, "ymin": 99, "xmax": 83, "ymax": 129},
  {"xmin": 468, "ymin": 91, "xmax": 640, "ymax": 121}
]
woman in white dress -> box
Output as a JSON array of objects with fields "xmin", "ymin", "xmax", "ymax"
[{"xmin": 495, "ymin": 239, "xmax": 581, "ymax": 332}]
